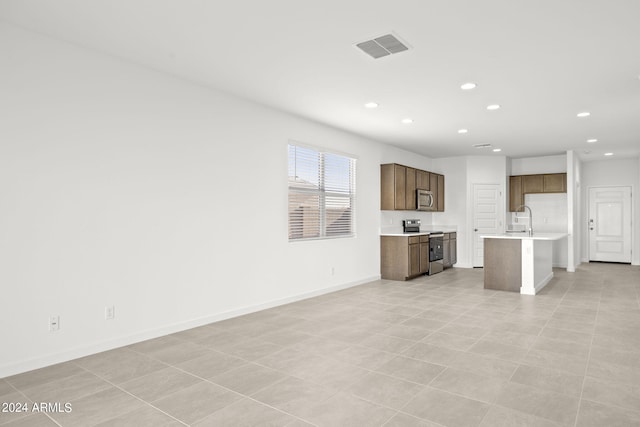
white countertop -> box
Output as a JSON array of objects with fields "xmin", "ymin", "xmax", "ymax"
[
  {"xmin": 380, "ymin": 228, "xmax": 457, "ymax": 237},
  {"xmin": 480, "ymin": 232, "xmax": 568, "ymax": 241},
  {"xmin": 421, "ymin": 227, "xmax": 457, "ymax": 233},
  {"xmin": 381, "ymin": 231, "xmax": 432, "ymax": 237}
]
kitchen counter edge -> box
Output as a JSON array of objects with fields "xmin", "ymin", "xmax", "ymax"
[{"xmin": 480, "ymin": 232, "xmax": 568, "ymax": 241}]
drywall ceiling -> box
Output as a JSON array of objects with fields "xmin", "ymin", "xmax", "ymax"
[{"xmin": 1, "ymin": 0, "xmax": 639, "ymax": 160}]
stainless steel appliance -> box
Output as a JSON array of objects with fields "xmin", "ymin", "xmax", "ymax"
[
  {"xmin": 403, "ymin": 219, "xmax": 421, "ymax": 233},
  {"xmin": 417, "ymin": 189, "xmax": 435, "ymax": 211},
  {"xmin": 428, "ymin": 232, "xmax": 444, "ymax": 275}
]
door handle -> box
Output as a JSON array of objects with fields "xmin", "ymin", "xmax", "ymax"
[{"xmin": 474, "ymin": 228, "xmax": 478, "ymax": 232}]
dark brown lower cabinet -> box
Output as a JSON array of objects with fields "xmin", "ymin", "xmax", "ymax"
[
  {"xmin": 409, "ymin": 240, "xmax": 420, "ymax": 277},
  {"xmin": 381, "ymin": 235, "xmax": 429, "ymax": 281},
  {"xmin": 419, "ymin": 236, "xmax": 429, "ymax": 274},
  {"xmin": 443, "ymin": 232, "xmax": 457, "ymax": 268}
]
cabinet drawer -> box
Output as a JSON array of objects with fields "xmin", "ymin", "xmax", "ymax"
[
  {"xmin": 408, "ymin": 236, "xmax": 420, "ymax": 244},
  {"xmin": 419, "ymin": 235, "xmax": 429, "ymax": 243},
  {"xmin": 448, "ymin": 232, "xmax": 456, "ymax": 239}
]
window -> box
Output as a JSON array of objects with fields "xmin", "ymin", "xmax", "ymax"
[{"xmin": 288, "ymin": 143, "xmax": 356, "ymax": 241}]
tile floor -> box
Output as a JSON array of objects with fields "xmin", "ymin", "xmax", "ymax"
[{"xmin": 1, "ymin": 262, "xmax": 640, "ymax": 426}]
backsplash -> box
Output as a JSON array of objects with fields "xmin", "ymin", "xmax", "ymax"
[
  {"xmin": 510, "ymin": 192, "xmax": 568, "ymax": 267},
  {"xmin": 510, "ymin": 193, "xmax": 568, "ymax": 233}
]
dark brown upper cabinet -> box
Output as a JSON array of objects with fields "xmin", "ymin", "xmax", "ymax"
[
  {"xmin": 509, "ymin": 173, "xmax": 567, "ymax": 212},
  {"xmin": 381, "ymin": 163, "xmax": 444, "ymax": 211}
]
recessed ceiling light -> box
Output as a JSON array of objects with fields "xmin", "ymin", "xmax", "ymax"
[
  {"xmin": 577, "ymin": 112, "xmax": 591, "ymax": 118},
  {"xmin": 364, "ymin": 102, "xmax": 379, "ymax": 109},
  {"xmin": 604, "ymin": 152, "xmax": 614, "ymax": 156},
  {"xmin": 492, "ymin": 148, "xmax": 502, "ymax": 152},
  {"xmin": 458, "ymin": 129, "xmax": 468, "ymax": 134},
  {"xmin": 587, "ymin": 139, "xmax": 598, "ymax": 143},
  {"xmin": 401, "ymin": 118, "xmax": 413, "ymax": 124},
  {"xmin": 461, "ymin": 82, "xmax": 477, "ymax": 90},
  {"xmin": 487, "ymin": 104, "xmax": 501, "ymax": 110}
]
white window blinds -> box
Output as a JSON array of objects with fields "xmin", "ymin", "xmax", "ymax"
[{"xmin": 288, "ymin": 144, "xmax": 356, "ymax": 241}]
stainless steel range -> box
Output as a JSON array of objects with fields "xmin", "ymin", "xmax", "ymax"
[{"xmin": 402, "ymin": 219, "xmax": 421, "ymax": 233}]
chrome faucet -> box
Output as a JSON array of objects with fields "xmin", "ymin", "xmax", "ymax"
[{"xmin": 517, "ymin": 205, "xmax": 533, "ymax": 236}]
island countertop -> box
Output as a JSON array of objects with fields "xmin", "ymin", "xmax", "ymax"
[{"xmin": 481, "ymin": 232, "xmax": 567, "ymax": 241}]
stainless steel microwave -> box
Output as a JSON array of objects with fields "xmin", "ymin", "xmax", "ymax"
[{"xmin": 417, "ymin": 189, "xmax": 435, "ymax": 211}]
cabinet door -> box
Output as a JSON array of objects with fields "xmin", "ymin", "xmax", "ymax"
[
  {"xmin": 416, "ymin": 170, "xmax": 430, "ymax": 190},
  {"xmin": 450, "ymin": 238, "xmax": 457, "ymax": 265},
  {"xmin": 443, "ymin": 238, "xmax": 451, "ymax": 267},
  {"xmin": 406, "ymin": 167, "xmax": 417, "ymax": 210},
  {"xmin": 380, "ymin": 164, "xmax": 395, "ymax": 210},
  {"xmin": 419, "ymin": 242, "xmax": 429, "ymax": 273},
  {"xmin": 429, "ymin": 173, "xmax": 438, "ymax": 209},
  {"xmin": 543, "ymin": 173, "xmax": 566, "ymax": 192},
  {"xmin": 409, "ymin": 243, "xmax": 420, "ymax": 277},
  {"xmin": 394, "ymin": 164, "xmax": 406, "ymax": 210},
  {"xmin": 437, "ymin": 174, "xmax": 445, "ymax": 211},
  {"xmin": 509, "ymin": 176, "xmax": 524, "ymax": 212},
  {"xmin": 522, "ymin": 175, "xmax": 544, "ymax": 194}
]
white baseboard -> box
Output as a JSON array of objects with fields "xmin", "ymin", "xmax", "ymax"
[{"xmin": 0, "ymin": 275, "xmax": 380, "ymax": 378}]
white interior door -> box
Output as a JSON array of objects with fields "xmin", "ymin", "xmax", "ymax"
[
  {"xmin": 473, "ymin": 184, "xmax": 502, "ymax": 267},
  {"xmin": 588, "ymin": 187, "xmax": 632, "ymax": 263}
]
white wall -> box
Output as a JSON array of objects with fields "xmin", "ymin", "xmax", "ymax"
[
  {"xmin": 523, "ymin": 194, "xmax": 568, "ymax": 268},
  {"xmin": 432, "ymin": 156, "xmax": 507, "ymax": 268},
  {"xmin": 511, "ymin": 154, "xmax": 567, "ymax": 175},
  {"xmin": 567, "ymin": 151, "xmax": 582, "ymax": 271},
  {"xmin": 432, "ymin": 157, "xmax": 468, "ymax": 264},
  {"xmin": 509, "ymin": 155, "xmax": 570, "ymax": 268},
  {"xmin": 0, "ymin": 24, "xmax": 435, "ymax": 376},
  {"xmin": 581, "ymin": 158, "xmax": 640, "ymax": 265}
]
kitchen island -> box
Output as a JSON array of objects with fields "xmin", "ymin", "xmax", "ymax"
[{"xmin": 481, "ymin": 233, "xmax": 568, "ymax": 295}]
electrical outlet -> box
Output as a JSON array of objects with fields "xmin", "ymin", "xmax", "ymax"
[
  {"xmin": 105, "ymin": 305, "xmax": 115, "ymax": 320},
  {"xmin": 49, "ymin": 315, "xmax": 60, "ymax": 332},
  {"xmin": 330, "ymin": 267, "xmax": 335, "ymax": 276}
]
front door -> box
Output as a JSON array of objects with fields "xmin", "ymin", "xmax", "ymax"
[
  {"xmin": 588, "ymin": 186, "xmax": 632, "ymax": 263},
  {"xmin": 473, "ymin": 184, "xmax": 503, "ymax": 267}
]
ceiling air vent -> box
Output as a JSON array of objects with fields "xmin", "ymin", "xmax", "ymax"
[
  {"xmin": 356, "ymin": 34, "xmax": 409, "ymax": 59},
  {"xmin": 473, "ymin": 143, "xmax": 493, "ymax": 149}
]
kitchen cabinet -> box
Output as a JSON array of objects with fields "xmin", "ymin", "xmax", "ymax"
[
  {"xmin": 450, "ymin": 233, "xmax": 457, "ymax": 266},
  {"xmin": 543, "ymin": 173, "xmax": 566, "ymax": 192},
  {"xmin": 508, "ymin": 173, "xmax": 567, "ymax": 212},
  {"xmin": 381, "ymin": 164, "xmax": 405, "ymax": 210},
  {"xmin": 381, "ymin": 163, "xmax": 445, "ymax": 211},
  {"xmin": 419, "ymin": 235, "xmax": 430, "ymax": 274},
  {"xmin": 509, "ymin": 176, "xmax": 524, "ymax": 212},
  {"xmin": 443, "ymin": 232, "xmax": 457, "ymax": 268},
  {"xmin": 416, "ymin": 170, "xmax": 430, "ymax": 190},
  {"xmin": 522, "ymin": 175, "xmax": 544, "ymax": 194},
  {"xmin": 443, "ymin": 235, "xmax": 450, "ymax": 267},
  {"xmin": 408, "ymin": 236, "xmax": 420, "ymax": 277},
  {"xmin": 381, "ymin": 235, "xmax": 429, "ymax": 280},
  {"xmin": 429, "ymin": 172, "xmax": 445, "ymax": 212},
  {"xmin": 437, "ymin": 174, "xmax": 445, "ymax": 212},
  {"xmin": 406, "ymin": 167, "xmax": 417, "ymax": 210}
]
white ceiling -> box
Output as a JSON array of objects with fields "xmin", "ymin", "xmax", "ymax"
[{"xmin": 2, "ymin": 0, "xmax": 640, "ymax": 160}]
